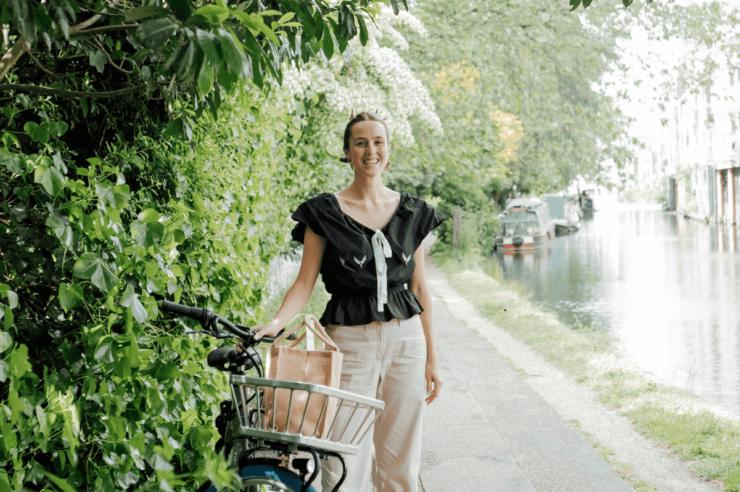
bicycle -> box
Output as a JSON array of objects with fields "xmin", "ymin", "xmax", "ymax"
[{"xmin": 158, "ymin": 300, "xmax": 384, "ymax": 492}]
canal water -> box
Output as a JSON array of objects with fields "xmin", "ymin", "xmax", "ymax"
[{"xmin": 490, "ymin": 201, "xmax": 740, "ymax": 416}]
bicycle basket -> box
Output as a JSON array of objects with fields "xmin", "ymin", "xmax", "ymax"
[{"xmin": 230, "ymin": 375, "xmax": 384, "ymax": 455}]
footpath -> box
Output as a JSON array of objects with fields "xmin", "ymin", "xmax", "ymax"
[{"xmin": 418, "ymin": 263, "xmax": 719, "ymax": 492}]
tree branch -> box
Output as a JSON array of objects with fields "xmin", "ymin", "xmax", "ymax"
[
  {"xmin": 0, "ymin": 14, "xmax": 103, "ymax": 81},
  {"xmin": 92, "ymin": 38, "xmax": 132, "ymax": 74},
  {"xmin": 0, "ymin": 83, "xmax": 145, "ymax": 99},
  {"xmin": 26, "ymin": 50, "xmax": 60, "ymax": 79},
  {"xmin": 0, "ymin": 39, "xmax": 29, "ymax": 81}
]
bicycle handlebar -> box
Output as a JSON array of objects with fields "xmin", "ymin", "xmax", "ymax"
[
  {"xmin": 160, "ymin": 300, "xmax": 215, "ymax": 326},
  {"xmin": 159, "ymin": 300, "xmax": 278, "ymax": 344}
]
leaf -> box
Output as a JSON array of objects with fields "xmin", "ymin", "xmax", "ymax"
[
  {"xmin": 340, "ymin": 5, "xmax": 356, "ymax": 38},
  {"xmin": 138, "ymin": 208, "xmax": 160, "ymax": 224},
  {"xmin": 195, "ymin": 28, "xmax": 221, "ymax": 65},
  {"xmin": 3, "ymin": 308, "xmax": 13, "ymax": 330},
  {"xmin": 196, "ymin": 62, "xmax": 214, "ymax": 97},
  {"xmin": 96, "ymin": 183, "xmax": 130, "ymax": 211},
  {"xmin": 358, "ymin": 16, "xmax": 369, "ymax": 46},
  {"xmin": 24, "ymin": 121, "xmax": 49, "ymax": 144},
  {"xmin": 175, "ymin": 40, "xmax": 198, "ymax": 81},
  {"xmin": 42, "ymin": 471, "xmax": 76, "ymax": 492},
  {"xmin": 120, "ymin": 285, "xmax": 148, "ymax": 324},
  {"xmin": 5, "ymin": 290, "xmax": 18, "ymax": 310},
  {"xmin": 136, "ymin": 17, "xmax": 178, "ymax": 49},
  {"xmin": 34, "ymin": 163, "xmax": 65, "ymax": 197},
  {"xmin": 49, "ymin": 121, "xmax": 69, "ymax": 137},
  {"xmin": 164, "ymin": 118, "xmax": 185, "ymax": 140},
  {"xmin": 218, "ymin": 29, "xmax": 249, "ymax": 77},
  {"xmin": 0, "ymin": 150, "xmax": 25, "ymax": 174},
  {"xmin": 0, "ymin": 331, "xmax": 12, "ymax": 353},
  {"xmin": 10, "ymin": 0, "xmax": 36, "ymax": 46},
  {"xmin": 169, "ymin": 0, "xmax": 193, "ymax": 21},
  {"xmin": 131, "ymin": 220, "xmax": 164, "ymax": 247},
  {"xmin": 9, "ymin": 344, "xmax": 31, "ymax": 379},
  {"xmin": 89, "ymin": 49, "xmax": 107, "ymax": 74},
  {"xmin": 73, "ymin": 253, "xmax": 118, "ymax": 293},
  {"xmin": 322, "ymin": 26, "xmax": 334, "ymax": 59},
  {"xmin": 154, "ymin": 362, "xmax": 179, "ymax": 380},
  {"xmin": 232, "ymin": 10, "xmax": 261, "ymax": 32},
  {"xmin": 94, "ymin": 341, "xmax": 114, "ymax": 363},
  {"xmin": 46, "ymin": 212, "xmax": 73, "ymax": 247},
  {"xmin": 125, "ymin": 6, "xmax": 169, "ymax": 22},
  {"xmin": 193, "ymin": 4, "xmax": 229, "ymax": 25},
  {"xmin": 277, "ymin": 12, "xmax": 296, "ymax": 25},
  {"xmin": 58, "ymin": 283, "xmax": 84, "ymax": 312}
]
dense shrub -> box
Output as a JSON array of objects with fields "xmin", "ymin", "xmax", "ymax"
[{"xmin": 0, "ymin": 85, "xmax": 326, "ymax": 490}]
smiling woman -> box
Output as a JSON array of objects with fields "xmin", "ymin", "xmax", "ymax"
[{"xmin": 253, "ymin": 112, "xmax": 445, "ymax": 491}]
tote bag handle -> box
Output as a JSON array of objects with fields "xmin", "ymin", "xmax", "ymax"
[{"xmin": 274, "ymin": 314, "xmax": 340, "ymax": 352}]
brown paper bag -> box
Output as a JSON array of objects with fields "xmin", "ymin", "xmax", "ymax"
[{"xmin": 263, "ymin": 315, "xmax": 343, "ymax": 437}]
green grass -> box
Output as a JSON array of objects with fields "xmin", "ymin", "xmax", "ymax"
[{"xmin": 435, "ymin": 253, "xmax": 740, "ymax": 492}]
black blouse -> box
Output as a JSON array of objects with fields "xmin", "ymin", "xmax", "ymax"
[{"xmin": 291, "ymin": 192, "xmax": 445, "ymax": 326}]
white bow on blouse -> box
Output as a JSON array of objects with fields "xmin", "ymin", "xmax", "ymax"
[{"xmin": 370, "ymin": 229, "xmax": 392, "ymax": 312}]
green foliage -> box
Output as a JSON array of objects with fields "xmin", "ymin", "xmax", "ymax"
[
  {"xmin": 0, "ymin": 0, "xmax": 382, "ymax": 154},
  {"xmin": 0, "ymin": 80, "xmax": 330, "ymax": 488},
  {"xmin": 389, "ymin": 0, "xmax": 634, "ymax": 252}
]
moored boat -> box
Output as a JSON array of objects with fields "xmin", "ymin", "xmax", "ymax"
[
  {"xmin": 543, "ymin": 194, "xmax": 581, "ymax": 236},
  {"xmin": 494, "ymin": 198, "xmax": 554, "ymax": 254}
]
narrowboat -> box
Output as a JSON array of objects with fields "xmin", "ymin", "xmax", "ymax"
[
  {"xmin": 543, "ymin": 194, "xmax": 582, "ymax": 236},
  {"xmin": 494, "ymin": 198, "xmax": 554, "ymax": 254}
]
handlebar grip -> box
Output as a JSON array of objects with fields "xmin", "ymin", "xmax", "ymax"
[
  {"xmin": 160, "ymin": 300, "xmax": 210, "ymax": 324},
  {"xmin": 207, "ymin": 346, "xmax": 235, "ymax": 368}
]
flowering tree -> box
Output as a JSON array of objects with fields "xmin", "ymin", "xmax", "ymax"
[{"xmin": 279, "ymin": 4, "xmax": 440, "ymax": 166}]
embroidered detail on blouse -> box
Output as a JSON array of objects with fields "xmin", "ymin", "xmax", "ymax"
[
  {"xmin": 353, "ymin": 255, "xmax": 367, "ymax": 267},
  {"xmin": 371, "ymin": 229, "xmax": 392, "ymax": 312},
  {"xmin": 402, "ymin": 252, "xmax": 412, "ymax": 265}
]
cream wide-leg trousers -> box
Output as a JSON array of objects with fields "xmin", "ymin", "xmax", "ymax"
[{"xmin": 321, "ymin": 315, "xmax": 427, "ymax": 492}]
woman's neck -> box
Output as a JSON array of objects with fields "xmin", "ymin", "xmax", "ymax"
[{"xmin": 342, "ymin": 177, "xmax": 390, "ymax": 203}]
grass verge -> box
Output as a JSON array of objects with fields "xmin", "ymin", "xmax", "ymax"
[{"xmin": 434, "ymin": 252, "xmax": 740, "ymax": 492}]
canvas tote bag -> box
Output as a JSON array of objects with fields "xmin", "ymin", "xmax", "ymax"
[{"xmin": 263, "ymin": 314, "xmax": 343, "ymax": 438}]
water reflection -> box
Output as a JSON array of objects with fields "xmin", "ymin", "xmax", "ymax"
[{"xmin": 490, "ymin": 204, "xmax": 740, "ymax": 415}]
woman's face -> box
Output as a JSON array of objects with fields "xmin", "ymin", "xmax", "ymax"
[{"xmin": 346, "ymin": 120, "xmax": 389, "ymax": 177}]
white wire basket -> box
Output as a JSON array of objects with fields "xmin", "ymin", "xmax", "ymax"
[{"xmin": 230, "ymin": 374, "xmax": 385, "ymax": 455}]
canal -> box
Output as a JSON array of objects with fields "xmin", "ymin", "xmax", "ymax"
[{"xmin": 490, "ymin": 201, "xmax": 740, "ymax": 416}]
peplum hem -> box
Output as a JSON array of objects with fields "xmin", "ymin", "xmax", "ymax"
[{"xmin": 320, "ymin": 288, "xmax": 423, "ymax": 327}]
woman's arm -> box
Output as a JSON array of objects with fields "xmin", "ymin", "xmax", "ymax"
[
  {"xmin": 410, "ymin": 245, "xmax": 442, "ymax": 404},
  {"xmin": 254, "ymin": 226, "xmax": 325, "ymax": 339}
]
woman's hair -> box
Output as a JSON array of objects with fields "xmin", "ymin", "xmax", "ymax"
[{"xmin": 340, "ymin": 112, "xmax": 389, "ymax": 163}]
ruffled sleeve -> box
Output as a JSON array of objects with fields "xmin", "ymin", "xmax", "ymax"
[
  {"xmin": 414, "ymin": 201, "xmax": 445, "ymax": 250},
  {"xmin": 291, "ymin": 199, "xmax": 325, "ymax": 243}
]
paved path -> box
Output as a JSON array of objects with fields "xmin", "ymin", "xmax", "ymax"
[
  {"xmin": 419, "ymin": 263, "xmax": 719, "ymax": 492},
  {"xmin": 419, "ymin": 264, "xmax": 633, "ymax": 491}
]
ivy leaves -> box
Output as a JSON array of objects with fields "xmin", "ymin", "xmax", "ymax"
[{"xmin": 73, "ymin": 253, "xmax": 118, "ymax": 294}]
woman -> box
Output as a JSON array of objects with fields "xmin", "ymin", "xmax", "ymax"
[{"xmin": 254, "ymin": 112, "xmax": 443, "ymax": 491}]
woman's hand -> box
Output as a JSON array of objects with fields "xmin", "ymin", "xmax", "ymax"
[
  {"xmin": 425, "ymin": 359, "xmax": 442, "ymax": 404},
  {"xmin": 253, "ymin": 319, "xmax": 283, "ymax": 340}
]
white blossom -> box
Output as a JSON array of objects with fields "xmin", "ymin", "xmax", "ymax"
[{"xmin": 277, "ymin": 8, "xmax": 439, "ymax": 153}]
